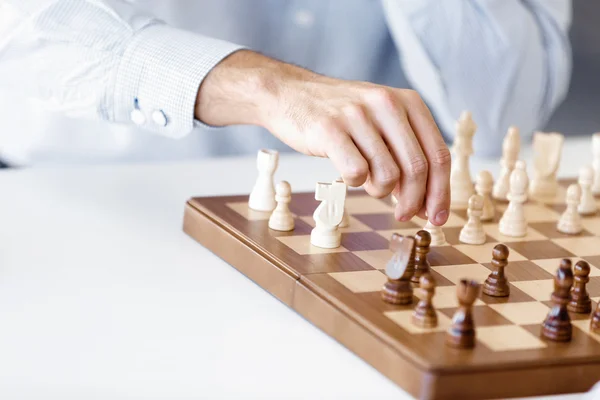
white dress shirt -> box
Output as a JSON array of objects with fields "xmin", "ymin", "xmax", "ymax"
[{"xmin": 0, "ymin": 0, "xmax": 572, "ymax": 165}]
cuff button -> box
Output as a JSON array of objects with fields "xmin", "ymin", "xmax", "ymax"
[
  {"xmin": 152, "ymin": 110, "xmax": 168, "ymax": 127},
  {"xmin": 130, "ymin": 109, "xmax": 146, "ymax": 126}
]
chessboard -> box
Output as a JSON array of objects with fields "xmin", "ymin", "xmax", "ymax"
[{"xmin": 183, "ymin": 178, "xmax": 600, "ymax": 400}]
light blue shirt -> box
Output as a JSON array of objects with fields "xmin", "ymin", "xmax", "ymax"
[{"xmin": 0, "ymin": 0, "xmax": 572, "ymax": 165}]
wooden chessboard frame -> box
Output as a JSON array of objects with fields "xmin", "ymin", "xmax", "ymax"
[{"xmin": 182, "ymin": 180, "xmax": 600, "ymax": 400}]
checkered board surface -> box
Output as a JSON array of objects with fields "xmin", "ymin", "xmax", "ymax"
[{"xmin": 183, "ymin": 178, "xmax": 600, "ymax": 399}]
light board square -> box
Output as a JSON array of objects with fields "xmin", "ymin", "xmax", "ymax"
[
  {"xmin": 276, "ymin": 235, "xmax": 348, "ymax": 255},
  {"xmin": 413, "ymin": 212, "xmax": 466, "ymax": 228},
  {"xmin": 552, "ymin": 237, "xmax": 600, "ymax": 257},
  {"xmin": 477, "ymin": 325, "xmax": 547, "ymax": 351},
  {"xmin": 522, "ymin": 204, "xmax": 562, "ymax": 222},
  {"xmin": 353, "ymin": 249, "xmax": 393, "ymax": 270},
  {"xmin": 299, "ymin": 215, "xmax": 372, "ymax": 233},
  {"xmin": 384, "ymin": 309, "xmax": 452, "ymax": 334},
  {"xmin": 328, "ymin": 270, "xmax": 387, "ymax": 293},
  {"xmin": 511, "ymin": 280, "xmax": 555, "ymax": 301},
  {"xmin": 488, "ymin": 301, "xmax": 550, "ymax": 325},
  {"xmin": 572, "ymin": 319, "xmax": 600, "ymax": 344},
  {"xmin": 226, "ymin": 202, "xmax": 273, "ymax": 221},
  {"xmin": 453, "ymin": 242, "xmax": 526, "ymax": 263},
  {"xmin": 483, "ymin": 224, "xmax": 547, "ymax": 242},
  {"xmin": 375, "ymin": 228, "xmax": 452, "ymax": 247},
  {"xmin": 533, "ymin": 258, "xmax": 600, "ymax": 277},
  {"xmin": 344, "ymin": 196, "xmax": 394, "ymax": 214},
  {"xmin": 431, "ymin": 263, "xmax": 493, "ymax": 285},
  {"xmin": 432, "ymin": 285, "xmax": 485, "ymax": 309}
]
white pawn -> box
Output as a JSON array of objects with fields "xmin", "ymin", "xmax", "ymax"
[
  {"xmin": 459, "ymin": 195, "xmax": 486, "ymax": 245},
  {"xmin": 499, "ymin": 160, "xmax": 528, "ymax": 237},
  {"xmin": 475, "ymin": 170, "xmax": 495, "ymax": 222},
  {"xmin": 269, "ymin": 181, "xmax": 295, "ymax": 232},
  {"xmin": 249, "ymin": 149, "xmax": 279, "ymax": 212},
  {"xmin": 424, "ymin": 220, "xmax": 446, "ymax": 246},
  {"xmin": 310, "ymin": 180, "xmax": 347, "ymax": 249},
  {"xmin": 578, "ymin": 165, "xmax": 597, "ymax": 216},
  {"xmin": 592, "ymin": 133, "xmax": 600, "ymax": 195},
  {"xmin": 336, "ymin": 178, "xmax": 350, "ymax": 228},
  {"xmin": 493, "ymin": 126, "xmax": 520, "ymax": 201},
  {"xmin": 557, "ymin": 184, "xmax": 583, "ymax": 235}
]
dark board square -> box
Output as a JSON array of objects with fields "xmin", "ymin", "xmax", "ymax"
[
  {"xmin": 586, "ymin": 276, "xmax": 600, "ymax": 298},
  {"xmin": 440, "ymin": 305, "xmax": 513, "ymax": 327},
  {"xmin": 352, "ymin": 213, "xmax": 419, "ymax": 230},
  {"xmin": 267, "ymin": 218, "xmax": 314, "ymax": 236},
  {"xmin": 478, "ymin": 283, "xmax": 537, "ymax": 304},
  {"xmin": 428, "ymin": 246, "xmax": 476, "ymax": 266},
  {"xmin": 300, "ymin": 252, "xmax": 376, "ymax": 274},
  {"xmin": 507, "ymin": 240, "xmax": 575, "ymax": 260},
  {"xmin": 529, "ymin": 222, "xmax": 592, "ymax": 239},
  {"xmin": 482, "ymin": 260, "xmax": 555, "ymax": 282},
  {"xmin": 355, "ymin": 291, "xmax": 419, "ymax": 314},
  {"xmin": 341, "ymin": 231, "xmax": 390, "ymax": 251},
  {"xmin": 288, "ymin": 192, "xmax": 320, "ymax": 216}
]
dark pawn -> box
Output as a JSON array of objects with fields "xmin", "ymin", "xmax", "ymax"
[
  {"xmin": 446, "ymin": 279, "xmax": 480, "ymax": 349},
  {"xmin": 542, "ymin": 259, "xmax": 574, "ymax": 342},
  {"xmin": 483, "ymin": 244, "xmax": 510, "ymax": 297},
  {"xmin": 568, "ymin": 260, "xmax": 592, "ymax": 314},
  {"xmin": 591, "ymin": 303, "xmax": 600, "ymax": 333},
  {"xmin": 412, "ymin": 273, "xmax": 437, "ymax": 328},
  {"xmin": 382, "ymin": 234, "xmax": 415, "ymax": 305},
  {"xmin": 412, "ymin": 230, "xmax": 432, "ymax": 285}
]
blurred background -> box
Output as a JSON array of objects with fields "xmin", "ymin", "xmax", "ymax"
[
  {"xmin": 0, "ymin": 0, "xmax": 598, "ymax": 166},
  {"xmin": 545, "ymin": 0, "xmax": 600, "ymax": 135}
]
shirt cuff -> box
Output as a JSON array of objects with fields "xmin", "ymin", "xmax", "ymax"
[{"xmin": 113, "ymin": 23, "xmax": 246, "ymax": 138}]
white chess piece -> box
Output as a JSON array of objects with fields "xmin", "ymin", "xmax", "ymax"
[
  {"xmin": 557, "ymin": 184, "xmax": 583, "ymax": 235},
  {"xmin": 529, "ymin": 132, "xmax": 564, "ymax": 200},
  {"xmin": 459, "ymin": 195, "xmax": 486, "ymax": 245},
  {"xmin": 249, "ymin": 149, "xmax": 279, "ymax": 211},
  {"xmin": 578, "ymin": 165, "xmax": 597, "ymax": 216},
  {"xmin": 310, "ymin": 180, "xmax": 347, "ymax": 248},
  {"xmin": 268, "ymin": 181, "xmax": 295, "ymax": 231},
  {"xmin": 423, "ymin": 220, "xmax": 446, "ymax": 246},
  {"xmin": 475, "ymin": 170, "xmax": 495, "ymax": 222},
  {"xmin": 499, "ymin": 160, "xmax": 529, "ymax": 237},
  {"xmin": 493, "ymin": 126, "xmax": 520, "ymax": 201},
  {"xmin": 450, "ymin": 111, "xmax": 476, "ymax": 209},
  {"xmin": 336, "ymin": 178, "xmax": 350, "ymax": 228},
  {"xmin": 592, "ymin": 133, "xmax": 600, "ymax": 195}
]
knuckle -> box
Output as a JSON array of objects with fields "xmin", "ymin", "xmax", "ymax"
[
  {"xmin": 368, "ymin": 87, "xmax": 396, "ymax": 108},
  {"xmin": 379, "ymin": 163, "xmax": 400, "ymax": 187},
  {"xmin": 343, "ymin": 162, "xmax": 369, "ymax": 185},
  {"xmin": 406, "ymin": 156, "xmax": 428, "ymax": 179},
  {"xmin": 342, "ymin": 103, "xmax": 367, "ymax": 122},
  {"xmin": 401, "ymin": 89, "xmax": 422, "ymax": 104},
  {"xmin": 431, "ymin": 147, "xmax": 452, "ymax": 169}
]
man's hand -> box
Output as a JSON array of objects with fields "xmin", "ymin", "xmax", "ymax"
[{"xmin": 195, "ymin": 50, "xmax": 451, "ymax": 226}]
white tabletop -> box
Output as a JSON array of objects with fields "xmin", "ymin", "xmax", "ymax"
[{"xmin": 0, "ymin": 137, "xmax": 595, "ymax": 400}]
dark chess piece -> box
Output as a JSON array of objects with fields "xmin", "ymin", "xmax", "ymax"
[
  {"xmin": 568, "ymin": 260, "xmax": 592, "ymax": 314},
  {"xmin": 446, "ymin": 279, "xmax": 480, "ymax": 349},
  {"xmin": 541, "ymin": 259, "xmax": 574, "ymax": 342},
  {"xmin": 412, "ymin": 230, "xmax": 432, "ymax": 285},
  {"xmin": 381, "ymin": 234, "xmax": 415, "ymax": 305},
  {"xmin": 412, "ymin": 273, "xmax": 437, "ymax": 328},
  {"xmin": 591, "ymin": 303, "xmax": 600, "ymax": 333},
  {"xmin": 483, "ymin": 244, "xmax": 510, "ymax": 297}
]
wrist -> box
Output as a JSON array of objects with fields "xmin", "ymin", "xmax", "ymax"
[{"xmin": 194, "ymin": 50, "xmax": 289, "ymax": 128}]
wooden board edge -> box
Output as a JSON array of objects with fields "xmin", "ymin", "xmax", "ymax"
[
  {"xmin": 182, "ymin": 202, "xmax": 297, "ymax": 306},
  {"xmin": 292, "ymin": 279, "xmax": 600, "ymax": 400}
]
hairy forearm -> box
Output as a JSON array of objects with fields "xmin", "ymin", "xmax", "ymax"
[{"xmin": 195, "ymin": 50, "xmax": 318, "ymax": 128}]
